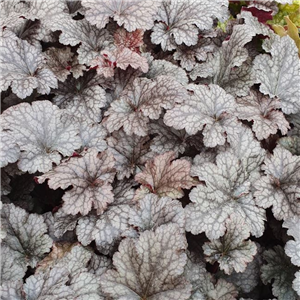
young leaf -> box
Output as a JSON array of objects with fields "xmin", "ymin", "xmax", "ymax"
[
  {"xmin": 134, "ymin": 151, "xmax": 195, "ymax": 199},
  {"xmin": 253, "ymin": 35, "xmax": 300, "ymax": 114},
  {"xmin": 261, "ymin": 245, "xmax": 299, "ymax": 300},
  {"xmin": 254, "ymin": 145, "xmax": 300, "ymax": 220},
  {"xmin": 100, "ymin": 224, "xmax": 191, "ymax": 300},
  {"xmin": 164, "ymin": 84, "xmax": 239, "ymax": 147},
  {"xmin": 186, "ymin": 151, "xmax": 266, "ymax": 239},
  {"xmin": 38, "ymin": 148, "xmax": 116, "ymax": 216},
  {"xmin": 81, "ymin": 0, "xmax": 160, "ymax": 32},
  {"xmin": 0, "ymin": 37, "xmax": 57, "ymax": 98},
  {"xmin": 1, "ymin": 203, "xmax": 53, "ymax": 269},
  {"xmin": 104, "ymin": 76, "xmax": 188, "ymax": 136},
  {"xmin": 203, "ymin": 215, "xmax": 257, "ymax": 275},
  {"xmin": 1, "ymin": 101, "xmax": 81, "ymax": 173}
]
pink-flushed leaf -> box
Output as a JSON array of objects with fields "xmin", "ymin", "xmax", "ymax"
[
  {"xmin": 53, "ymin": 71, "xmax": 107, "ymax": 124},
  {"xmin": 253, "ymin": 36, "xmax": 300, "ymax": 114},
  {"xmin": 151, "ymin": 0, "xmax": 229, "ymax": 51},
  {"xmin": 0, "ymin": 101, "xmax": 81, "ymax": 174},
  {"xmin": 104, "ymin": 76, "xmax": 188, "ymax": 136},
  {"xmin": 100, "ymin": 224, "xmax": 191, "ymax": 300},
  {"xmin": 91, "ymin": 47, "xmax": 149, "ymax": 78},
  {"xmin": 236, "ymin": 89, "xmax": 290, "ymax": 140},
  {"xmin": 107, "ymin": 129, "xmax": 154, "ymax": 180},
  {"xmin": 114, "ymin": 28, "xmax": 144, "ymax": 50},
  {"xmin": 254, "ymin": 145, "xmax": 300, "ymax": 221},
  {"xmin": 134, "ymin": 151, "xmax": 195, "ymax": 199},
  {"xmin": 203, "ymin": 215, "xmax": 257, "ymax": 275},
  {"xmin": 261, "ymin": 246, "xmax": 299, "ymax": 300},
  {"xmin": 128, "ymin": 194, "xmax": 185, "ymax": 234},
  {"xmin": 52, "ymin": 18, "xmax": 112, "ymax": 65},
  {"xmin": 81, "ymin": 0, "xmax": 161, "ymax": 31},
  {"xmin": 164, "ymin": 84, "xmax": 239, "ymax": 147},
  {"xmin": 38, "ymin": 148, "xmax": 116, "ymax": 216},
  {"xmin": 186, "ymin": 151, "xmax": 266, "ymax": 240},
  {"xmin": 0, "ymin": 37, "xmax": 57, "ymax": 98},
  {"xmin": 1, "ymin": 203, "xmax": 53, "ymax": 269},
  {"xmin": 45, "ymin": 47, "xmax": 86, "ymax": 82},
  {"xmin": 0, "ymin": 130, "xmax": 20, "ymax": 168}
]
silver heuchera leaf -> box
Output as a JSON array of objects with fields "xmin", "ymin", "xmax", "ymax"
[
  {"xmin": 151, "ymin": 0, "xmax": 229, "ymax": 51},
  {"xmin": 53, "ymin": 72, "xmax": 108, "ymax": 124},
  {"xmin": 0, "ymin": 101, "xmax": 81, "ymax": 173},
  {"xmin": 104, "ymin": 76, "xmax": 188, "ymax": 136},
  {"xmin": 100, "ymin": 224, "xmax": 191, "ymax": 300},
  {"xmin": 0, "ymin": 37, "xmax": 58, "ymax": 98},
  {"xmin": 1, "ymin": 203, "xmax": 53, "ymax": 268},
  {"xmin": 164, "ymin": 84, "xmax": 239, "ymax": 147},
  {"xmin": 261, "ymin": 246, "xmax": 299, "ymax": 300},
  {"xmin": 254, "ymin": 145, "xmax": 300, "ymax": 220},
  {"xmin": 128, "ymin": 194, "xmax": 185, "ymax": 234},
  {"xmin": 79, "ymin": 121, "xmax": 107, "ymax": 152},
  {"xmin": 134, "ymin": 151, "xmax": 196, "ymax": 199},
  {"xmin": 81, "ymin": 0, "xmax": 161, "ymax": 32},
  {"xmin": 107, "ymin": 129, "xmax": 154, "ymax": 180},
  {"xmin": 76, "ymin": 204, "xmax": 131, "ymax": 255},
  {"xmin": 203, "ymin": 215, "xmax": 257, "ymax": 275},
  {"xmin": 1, "ymin": 245, "xmax": 27, "ymax": 282},
  {"xmin": 0, "ymin": 130, "xmax": 20, "ymax": 168},
  {"xmin": 53, "ymin": 18, "xmax": 112, "ymax": 65},
  {"xmin": 146, "ymin": 59, "xmax": 189, "ymax": 85},
  {"xmin": 38, "ymin": 148, "xmax": 116, "ymax": 216},
  {"xmin": 283, "ymin": 216, "xmax": 300, "ymax": 268},
  {"xmin": 0, "ymin": 280, "xmax": 24, "ymax": 300},
  {"xmin": 236, "ymin": 89, "xmax": 290, "ymax": 140},
  {"xmin": 186, "ymin": 151, "xmax": 266, "ymax": 239},
  {"xmin": 190, "ymin": 24, "xmax": 257, "ymax": 96},
  {"xmin": 253, "ymin": 36, "xmax": 300, "ymax": 114}
]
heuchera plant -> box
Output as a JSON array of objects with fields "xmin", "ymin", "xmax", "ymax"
[{"xmin": 1, "ymin": 0, "xmax": 300, "ymax": 299}]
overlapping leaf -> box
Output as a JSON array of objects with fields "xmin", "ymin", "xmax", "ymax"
[
  {"xmin": 236, "ymin": 89, "xmax": 290, "ymax": 140},
  {"xmin": 253, "ymin": 35, "xmax": 300, "ymax": 114},
  {"xmin": 254, "ymin": 145, "xmax": 300, "ymax": 220},
  {"xmin": 53, "ymin": 71, "xmax": 107, "ymax": 124},
  {"xmin": 38, "ymin": 148, "xmax": 116, "ymax": 215},
  {"xmin": 0, "ymin": 101, "xmax": 81, "ymax": 173},
  {"xmin": 82, "ymin": 0, "xmax": 161, "ymax": 32},
  {"xmin": 0, "ymin": 130, "xmax": 20, "ymax": 168},
  {"xmin": 186, "ymin": 150, "xmax": 266, "ymax": 239},
  {"xmin": 164, "ymin": 84, "xmax": 239, "ymax": 147},
  {"xmin": 104, "ymin": 76, "xmax": 188, "ymax": 136},
  {"xmin": 1, "ymin": 203, "xmax": 53, "ymax": 269},
  {"xmin": 151, "ymin": 0, "xmax": 229, "ymax": 51},
  {"xmin": 203, "ymin": 215, "xmax": 257, "ymax": 274},
  {"xmin": 0, "ymin": 36, "xmax": 57, "ymax": 98},
  {"xmin": 101, "ymin": 224, "xmax": 191, "ymax": 299}
]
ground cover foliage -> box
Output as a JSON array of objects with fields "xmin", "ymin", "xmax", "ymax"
[{"xmin": 0, "ymin": 0, "xmax": 300, "ymax": 299}]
